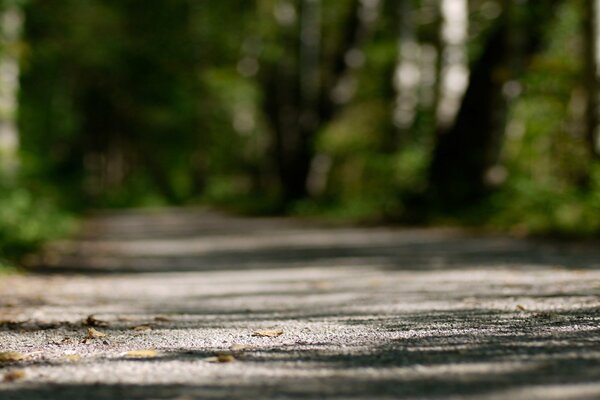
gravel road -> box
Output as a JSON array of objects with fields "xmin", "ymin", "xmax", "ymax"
[{"xmin": 1, "ymin": 209, "xmax": 599, "ymax": 399}]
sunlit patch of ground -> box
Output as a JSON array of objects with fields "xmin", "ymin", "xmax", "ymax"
[{"xmin": 1, "ymin": 210, "xmax": 599, "ymax": 399}]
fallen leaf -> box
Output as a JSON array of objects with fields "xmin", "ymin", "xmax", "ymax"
[
  {"xmin": 252, "ymin": 329, "xmax": 283, "ymax": 337},
  {"xmin": 0, "ymin": 352, "xmax": 27, "ymax": 362},
  {"xmin": 311, "ymin": 281, "xmax": 333, "ymax": 290},
  {"xmin": 154, "ymin": 316, "xmax": 171, "ymax": 322},
  {"xmin": 207, "ymin": 354, "xmax": 236, "ymax": 363},
  {"xmin": 131, "ymin": 325, "xmax": 152, "ymax": 332},
  {"xmin": 87, "ymin": 327, "xmax": 107, "ymax": 338},
  {"xmin": 229, "ymin": 344, "xmax": 251, "ymax": 352},
  {"xmin": 217, "ymin": 354, "xmax": 236, "ymax": 362},
  {"xmin": 125, "ymin": 350, "xmax": 158, "ymax": 358},
  {"xmin": 84, "ymin": 315, "xmax": 108, "ymax": 327},
  {"xmin": 3, "ymin": 370, "xmax": 25, "ymax": 382},
  {"xmin": 368, "ymin": 279, "xmax": 383, "ymax": 288},
  {"xmin": 515, "ymin": 304, "xmax": 526, "ymax": 311}
]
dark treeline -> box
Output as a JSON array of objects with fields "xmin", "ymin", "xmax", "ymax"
[{"xmin": 1, "ymin": 0, "xmax": 600, "ymax": 262}]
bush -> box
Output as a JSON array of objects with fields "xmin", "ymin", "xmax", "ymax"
[{"xmin": 0, "ymin": 187, "xmax": 73, "ymax": 266}]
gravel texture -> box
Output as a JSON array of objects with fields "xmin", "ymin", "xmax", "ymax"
[{"xmin": 0, "ymin": 209, "xmax": 599, "ymax": 399}]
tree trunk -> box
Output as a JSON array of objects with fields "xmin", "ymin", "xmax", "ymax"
[
  {"xmin": 583, "ymin": 0, "xmax": 600, "ymax": 159},
  {"xmin": 262, "ymin": 0, "xmax": 320, "ymax": 205},
  {"xmin": 260, "ymin": 0, "xmax": 379, "ymax": 206},
  {"xmin": 428, "ymin": 0, "xmax": 562, "ymax": 209},
  {"xmin": 429, "ymin": 20, "xmax": 508, "ymax": 207},
  {"xmin": 389, "ymin": 0, "xmax": 419, "ymax": 149},
  {"xmin": 436, "ymin": 0, "xmax": 469, "ymax": 130},
  {"xmin": 0, "ymin": 4, "xmax": 23, "ymax": 179}
]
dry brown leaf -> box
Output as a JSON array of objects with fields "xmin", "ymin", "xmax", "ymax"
[
  {"xmin": 154, "ymin": 316, "xmax": 171, "ymax": 322},
  {"xmin": 3, "ymin": 369, "xmax": 25, "ymax": 382},
  {"xmin": 229, "ymin": 344, "xmax": 251, "ymax": 352},
  {"xmin": 63, "ymin": 354, "xmax": 81, "ymax": 362},
  {"xmin": 87, "ymin": 327, "xmax": 107, "ymax": 338},
  {"xmin": 216, "ymin": 354, "xmax": 236, "ymax": 363},
  {"xmin": 131, "ymin": 325, "xmax": 152, "ymax": 332},
  {"xmin": 0, "ymin": 352, "xmax": 27, "ymax": 362},
  {"xmin": 84, "ymin": 315, "xmax": 108, "ymax": 327},
  {"xmin": 516, "ymin": 304, "xmax": 526, "ymax": 311},
  {"xmin": 252, "ymin": 329, "xmax": 283, "ymax": 337},
  {"xmin": 207, "ymin": 354, "xmax": 236, "ymax": 363},
  {"xmin": 125, "ymin": 350, "xmax": 158, "ymax": 358}
]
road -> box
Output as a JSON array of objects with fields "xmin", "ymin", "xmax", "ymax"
[{"xmin": 1, "ymin": 209, "xmax": 599, "ymax": 399}]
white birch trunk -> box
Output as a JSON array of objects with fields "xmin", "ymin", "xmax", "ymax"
[
  {"xmin": 436, "ymin": 0, "xmax": 469, "ymax": 129},
  {"xmin": 392, "ymin": 0, "xmax": 419, "ymax": 131},
  {"xmin": 592, "ymin": 0, "xmax": 600, "ymax": 154},
  {"xmin": 0, "ymin": 4, "xmax": 22, "ymax": 177}
]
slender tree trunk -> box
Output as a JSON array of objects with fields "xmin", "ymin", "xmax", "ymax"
[
  {"xmin": 428, "ymin": 0, "xmax": 562, "ymax": 209},
  {"xmin": 282, "ymin": 0, "xmax": 321, "ymax": 203},
  {"xmin": 260, "ymin": 0, "xmax": 380, "ymax": 206},
  {"xmin": 429, "ymin": 19, "xmax": 508, "ymax": 207},
  {"xmin": 389, "ymin": 0, "xmax": 419, "ymax": 149},
  {"xmin": 583, "ymin": 0, "xmax": 600, "ymax": 159},
  {"xmin": 266, "ymin": 0, "xmax": 322, "ymax": 204},
  {"xmin": 0, "ymin": 4, "xmax": 22, "ymax": 179},
  {"xmin": 436, "ymin": 0, "xmax": 469, "ymax": 129}
]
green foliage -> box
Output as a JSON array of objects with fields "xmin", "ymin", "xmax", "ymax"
[
  {"xmin": 2, "ymin": 0, "xmax": 597, "ymax": 242},
  {"xmin": 487, "ymin": 169, "xmax": 600, "ymax": 235},
  {"xmin": 0, "ymin": 186, "xmax": 74, "ymax": 266},
  {"xmin": 489, "ymin": 1, "xmax": 600, "ymax": 235},
  {"xmin": 19, "ymin": 0, "xmax": 249, "ymax": 207}
]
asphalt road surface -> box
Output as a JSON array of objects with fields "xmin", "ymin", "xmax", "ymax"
[{"xmin": 1, "ymin": 209, "xmax": 599, "ymax": 399}]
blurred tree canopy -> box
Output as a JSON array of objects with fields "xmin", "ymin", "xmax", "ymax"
[{"xmin": 1, "ymin": 0, "xmax": 600, "ymax": 264}]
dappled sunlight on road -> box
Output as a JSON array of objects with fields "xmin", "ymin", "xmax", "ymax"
[{"xmin": 1, "ymin": 210, "xmax": 600, "ymax": 399}]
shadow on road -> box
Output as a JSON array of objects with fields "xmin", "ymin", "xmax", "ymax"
[
  {"xmin": 29, "ymin": 210, "xmax": 600, "ymax": 275},
  {"xmin": 2, "ymin": 209, "xmax": 600, "ymax": 399}
]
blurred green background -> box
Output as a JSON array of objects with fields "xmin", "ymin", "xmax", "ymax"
[{"xmin": 1, "ymin": 0, "xmax": 599, "ymax": 266}]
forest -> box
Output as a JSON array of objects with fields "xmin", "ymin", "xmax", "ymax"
[{"xmin": 1, "ymin": 0, "xmax": 600, "ymax": 265}]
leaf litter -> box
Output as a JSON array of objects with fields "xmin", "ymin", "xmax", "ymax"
[
  {"xmin": 125, "ymin": 350, "xmax": 158, "ymax": 359},
  {"xmin": 3, "ymin": 370, "xmax": 25, "ymax": 382},
  {"xmin": 206, "ymin": 353, "xmax": 236, "ymax": 363},
  {"xmin": 86, "ymin": 327, "xmax": 107, "ymax": 338},
  {"xmin": 62, "ymin": 354, "xmax": 81, "ymax": 362},
  {"xmin": 130, "ymin": 325, "xmax": 152, "ymax": 332},
  {"xmin": 252, "ymin": 329, "xmax": 283, "ymax": 337},
  {"xmin": 84, "ymin": 315, "xmax": 109, "ymax": 327},
  {"xmin": 0, "ymin": 352, "xmax": 27, "ymax": 362},
  {"xmin": 229, "ymin": 344, "xmax": 252, "ymax": 352}
]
